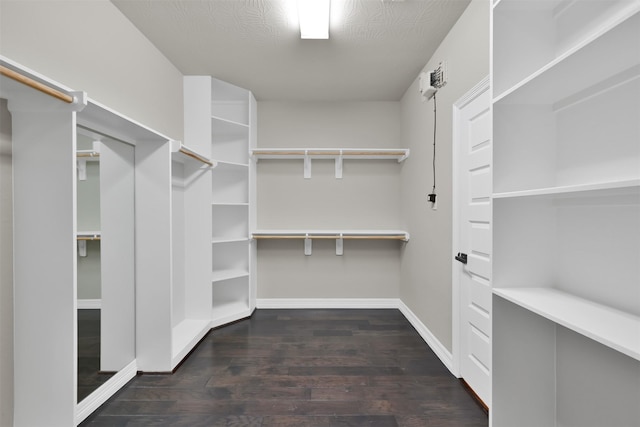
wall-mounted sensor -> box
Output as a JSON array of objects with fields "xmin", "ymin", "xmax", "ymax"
[
  {"xmin": 419, "ymin": 61, "xmax": 448, "ymax": 101},
  {"xmin": 419, "ymin": 72, "xmax": 437, "ymax": 100}
]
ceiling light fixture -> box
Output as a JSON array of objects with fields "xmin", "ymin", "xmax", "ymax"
[{"xmin": 298, "ymin": 0, "xmax": 330, "ymax": 39}]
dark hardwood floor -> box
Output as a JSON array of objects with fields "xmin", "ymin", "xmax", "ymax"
[{"xmin": 81, "ymin": 309, "xmax": 488, "ymax": 426}]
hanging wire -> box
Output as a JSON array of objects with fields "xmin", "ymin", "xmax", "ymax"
[{"xmin": 432, "ymin": 92, "xmax": 437, "ymax": 194}]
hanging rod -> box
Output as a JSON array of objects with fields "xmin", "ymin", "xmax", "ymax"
[
  {"xmin": 179, "ymin": 147, "xmax": 214, "ymax": 166},
  {"xmin": 0, "ymin": 65, "xmax": 74, "ymax": 104},
  {"xmin": 170, "ymin": 140, "xmax": 214, "ymax": 167},
  {"xmin": 76, "ymin": 236, "xmax": 101, "ymax": 241},
  {"xmin": 76, "ymin": 152, "xmax": 100, "ymax": 158}
]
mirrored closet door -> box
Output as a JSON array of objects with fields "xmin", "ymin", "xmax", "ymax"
[{"xmin": 76, "ymin": 129, "xmax": 135, "ymax": 403}]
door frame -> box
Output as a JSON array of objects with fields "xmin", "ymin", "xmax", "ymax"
[{"xmin": 451, "ymin": 75, "xmax": 490, "ymax": 378}]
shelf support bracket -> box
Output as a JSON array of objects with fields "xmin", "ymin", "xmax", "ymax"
[
  {"xmin": 304, "ymin": 234, "xmax": 312, "ymax": 255},
  {"xmin": 304, "ymin": 150, "xmax": 311, "ymax": 179},
  {"xmin": 78, "ymin": 240, "xmax": 87, "ymax": 257},
  {"xmin": 77, "ymin": 159, "xmax": 87, "ymax": 181},
  {"xmin": 336, "ymin": 233, "xmax": 344, "ymax": 256},
  {"xmin": 335, "ymin": 150, "xmax": 343, "ymax": 179}
]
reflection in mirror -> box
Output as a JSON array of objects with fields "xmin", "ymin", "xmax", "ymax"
[{"xmin": 76, "ymin": 129, "xmax": 135, "ymax": 403}]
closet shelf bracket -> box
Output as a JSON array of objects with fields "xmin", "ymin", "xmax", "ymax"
[
  {"xmin": 304, "ymin": 233, "xmax": 312, "ymax": 255},
  {"xmin": 304, "ymin": 150, "xmax": 311, "ymax": 179},
  {"xmin": 336, "ymin": 151, "xmax": 343, "ymax": 179},
  {"xmin": 76, "ymin": 141, "xmax": 101, "ymax": 181},
  {"xmin": 76, "ymin": 232, "xmax": 101, "ymax": 257}
]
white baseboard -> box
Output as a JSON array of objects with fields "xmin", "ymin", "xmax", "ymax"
[
  {"xmin": 75, "ymin": 359, "xmax": 137, "ymax": 425},
  {"xmin": 398, "ymin": 300, "xmax": 454, "ymax": 375},
  {"xmin": 77, "ymin": 299, "xmax": 101, "ymax": 309},
  {"xmin": 256, "ymin": 298, "xmax": 400, "ymax": 309}
]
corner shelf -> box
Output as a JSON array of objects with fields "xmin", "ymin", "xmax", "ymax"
[
  {"xmin": 493, "ymin": 287, "xmax": 640, "ymax": 361},
  {"xmin": 184, "ymin": 74, "xmax": 257, "ymax": 330}
]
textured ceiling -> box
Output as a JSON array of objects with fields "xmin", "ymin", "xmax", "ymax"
[{"xmin": 111, "ymin": 0, "xmax": 471, "ymax": 101}]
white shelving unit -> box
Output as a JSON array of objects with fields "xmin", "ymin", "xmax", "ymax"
[
  {"xmin": 491, "ymin": 2, "xmax": 640, "ymax": 426},
  {"xmin": 184, "ymin": 76, "xmax": 257, "ymax": 329},
  {"xmin": 169, "ymin": 139, "xmax": 214, "ymax": 367},
  {"xmin": 253, "ymin": 148, "xmax": 409, "ymax": 179},
  {"xmin": 253, "ymin": 229, "xmax": 409, "ymax": 256}
]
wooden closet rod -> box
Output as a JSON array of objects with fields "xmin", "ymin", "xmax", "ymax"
[
  {"xmin": 77, "ymin": 236, "xmax": 101, "ymax": 241},
  {"xmin": 0, "ymin": 65, "xmax": 74, "ymax": 104},
  {"xmin": 77, "ymin": 152, "xmax": 100, "ymax": 158},
  {"xmin": 179, "ymin": 148, "xmax": 214, "ymax": 166}
]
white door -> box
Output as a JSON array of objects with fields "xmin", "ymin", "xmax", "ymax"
[{"xmin": 453, "ymin": 77, "xmax": 492, "ymax": 407}]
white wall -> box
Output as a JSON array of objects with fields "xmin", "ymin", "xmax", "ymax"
[
  {"xmin": 0, "ymin": 0, "xmax": 184, "ymax": 140},
  {"xmin": 257, "ymin": 102, "xmax": 403, "ymax": 300},
  {"xmin": 0, "ymin": 99, "xmax": 13, "ymax": 427},
  {"xmin": 400, "ymin": 0, "xmax": 489, "ymax": 351}
]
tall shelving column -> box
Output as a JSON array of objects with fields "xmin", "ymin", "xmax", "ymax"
[
  {"xmin": 491, "ymin": 1, "xmax": 640, "ymax": 426},
  {"xmin": 184, "ymin": 76, "xmax": 256, "ymax": 329}
]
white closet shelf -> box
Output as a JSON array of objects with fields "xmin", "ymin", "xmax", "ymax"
[
  {"xmin": 170, "ymin": 140, "xmax": 215, "ymax": 167},
  {"xmin": 253, "ymin": 148, "xmax": 409, "ymax": 178},
  {"xmin": 253, "ymin": 229, "xmax": 409, "ymax": 256},
  {"xmin": 494, "ymin": 9, "xmax": 640, "ymax": 105},
  {"xmin": 213, "ymin": 160, "xmax": 249, "ymax": 170},
  {"xmin": 212, "ymin": 237, "xmax": 249, "ymax": 244},
  {"xmin": 493, "ymin": 179, "xmax": 640, "ymax": 200},
  {"xmin": 211, "ymin": 269, "xmax": 250, "ymax": 283},
  {"xmin": 211, "ymin": 114, "xmax": 249, "ymax": 128},
  {"xmin": 212, "ymin": 202, "xmax": 249, "ymax": 207},
  {"xmin": 252, "ymin": 148, "xmax": 409, "ymax": 161},
  {"xmin": 253, "ymin": 229, "xmax": 410, "ymax": 241},
  {"xmin": 493, "ymin": 287, "xmax": 640, "ymax": 362}
]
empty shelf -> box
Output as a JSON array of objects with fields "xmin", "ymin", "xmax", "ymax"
[
  {"xmin": 252, "ymin": 229, "xmax": 410, "ymax": 241},
  {"xmin": 493, "ymin": 287, "xmax": 640, "ymax": 361},
  {"xmin": 211, "ymin": 269, "xmax": 250, "ymax": 283},
  {"xmin": 252, "ymin": 148, "xmax": 409, "ymax": 161},
  {"xmin": 493, "ymin": 179, "xmax": 640, "ymax": 200}
]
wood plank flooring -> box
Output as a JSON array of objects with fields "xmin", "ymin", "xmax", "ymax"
[{"xmin": 81, "ymin": 309, "xmax": 488, "ymax": 426}]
